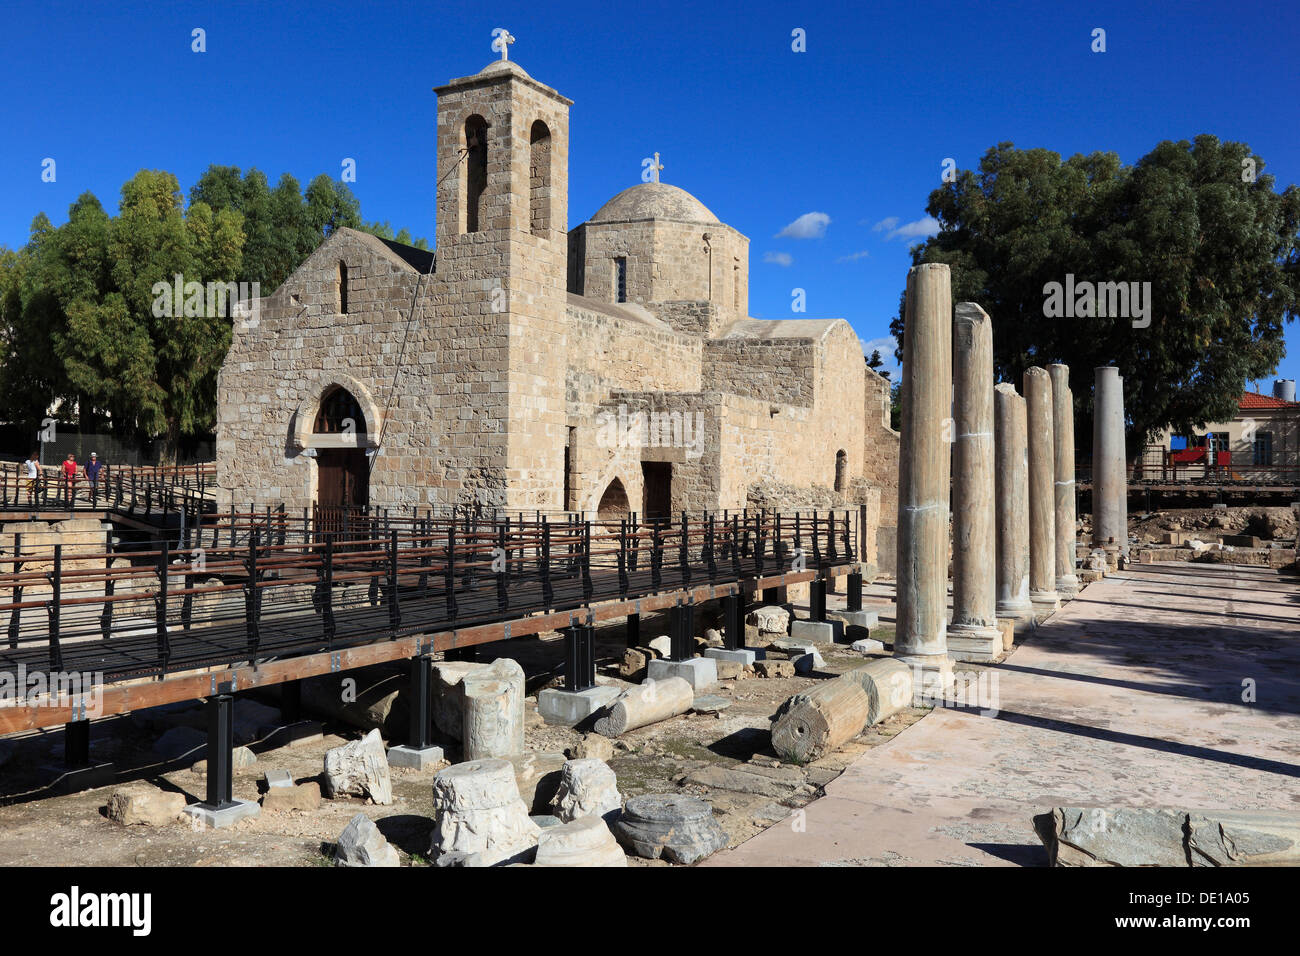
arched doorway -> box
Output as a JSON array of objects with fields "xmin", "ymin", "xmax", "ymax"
[
  {"xmin": 313, "ymin": 386, "xmax": 369, "ymax": 526},
  {"xmin": 596, "ymin": 477, "xmax": 630, "ymax": 520}
]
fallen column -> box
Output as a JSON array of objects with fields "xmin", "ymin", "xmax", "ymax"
[
  {"xmin": 534, "ymin": 816, "xmax": 627, "ymax": 867},
  {"xmin": 611, "ymin": 793, "xmax": 728, "ymax": 864},
  {"xmin": 593, "ymin": 676, "xmax": 694, "ymax": 737},
  {"xmin": 462, "ymin": 678, "xmax": 515, "ymax": 760},
  {"xmin": 949, "ymin": 302, "xmax": 1002, "ymax": 661},
  {"xmin": 994, "ymin": 383, "xmax": 1034, "ymax": 630},
  {"xmin": 894, "ymin": 262, "xmax": 955, "ymax": 692},
  {"xmin": 770, "ymin": 678, "xmax": 870, "ymax": 763},
  {"xmin": 1034, "ymin": 807, "xmax": 1300, "ymax": 867},
  {"xmin": 429, "ymin": 758, "xmax": 542, "ymax": 866},
  {"xmin": 1024, "ymin": 366, "xmax": 1060, "ymax": 615},
  {"xmin": 551, "ymin": 758, "xmax": 623, "ymax": 825},
  {"xmin": 840, "ymin": 658, "xmax": 914, "ymax": 725},
  {"xmin": 1048, "ymin": 364, "xmax": 1080, "ymax": 599}
]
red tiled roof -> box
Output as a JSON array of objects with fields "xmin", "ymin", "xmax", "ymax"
[{"xmin": 1239, "ymin": 392, "xmax": 1298, "ymax": 410}]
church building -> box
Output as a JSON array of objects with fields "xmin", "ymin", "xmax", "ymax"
[{"xmin": 215, "ymin": 51, "xmax": 897, "ymax": 544}]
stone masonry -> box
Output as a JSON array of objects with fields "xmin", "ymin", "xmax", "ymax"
[{"xmin": 215, "ymin": 56, "xmax": 894, "ymax": 528}]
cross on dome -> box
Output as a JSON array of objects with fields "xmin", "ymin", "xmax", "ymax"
[{"xmin": 491, "ymin": 28, "xmax": 515, "ymax": 61}]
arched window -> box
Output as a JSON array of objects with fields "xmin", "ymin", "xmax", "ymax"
[
  {"xmin": 529, "ymin": 120, "xmax": 551, "ymax": 236},
  {"xmin": 336, "ymin": 261, "xmax": 349, "ymax": 314},
  {"xmin": 464, "ymin": 115, "xmax": 488, "ymax": 233},
  {"xmin": 314, "ymin": 386, "xmax": 366, "ymax": 435},
  {"xmin": 597, "ymin": 477, "xmax": 630, "ymax": 520},
  {"xmin": 834, "ymin": 449, "xmax": 847, "ymax": 493}
]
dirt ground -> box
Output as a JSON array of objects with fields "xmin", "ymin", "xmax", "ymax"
[
  {"xmin": 0, "ymin": 584, "xmax": 942, "ymax": 867},
  {"xmin": 1101, "ymin": 504, "xmax": 1298, "ymax": 546}
]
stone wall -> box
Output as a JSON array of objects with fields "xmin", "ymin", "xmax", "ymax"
[
  {"xmin": 863, "ymin": 365, "xmax": 900, "ymax": 527},
  {"xmin": 570, "ymin": 219, "xmax": 748, "ymax": 323},
  {"xmin": 703, "ymin": 339, "xmax": 816, "ymax": 406}
]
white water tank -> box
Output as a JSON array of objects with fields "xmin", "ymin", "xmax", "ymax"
[{"xmin": 1273, "ymin": 379, "xmax": 1296, "ymax": 403}]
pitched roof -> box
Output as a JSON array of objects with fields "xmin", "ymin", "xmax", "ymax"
[{"xmin": 1239, "ymin": 391, "xmax": 1298, "ymax": 410}]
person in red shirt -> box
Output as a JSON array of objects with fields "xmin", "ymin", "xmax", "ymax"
[{"xmin": 62, "ymin": 453, "xmax": 79, "ymax": 502}]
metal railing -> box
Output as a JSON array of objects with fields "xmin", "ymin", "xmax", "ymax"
[
  {"xmin": 0, "ymin": 506, "xmax": 864, "ymax": 690},
  {"xmin": 0, "ymin": 463, "xmax": 216, "ymax": 517}
]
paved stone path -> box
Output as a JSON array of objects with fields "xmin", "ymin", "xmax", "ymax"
[{"xmin": 707, "ymin": 562, "xmax": 1300, "ymax": 866}]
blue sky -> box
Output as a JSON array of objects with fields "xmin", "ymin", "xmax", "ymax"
[{"xmin": 2, "ymin": 0, "xmax": 1297, "ymax": 390}]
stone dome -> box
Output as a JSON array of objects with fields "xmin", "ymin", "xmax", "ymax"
[
  {"xmin": 477, "ymin": 59, "xmax": 531, "ymax": 80},
  {"xmin": 588, "ymin": 183, "xmax": 719, "ymax": 225}
]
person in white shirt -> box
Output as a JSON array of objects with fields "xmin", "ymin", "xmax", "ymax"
[{"xmin": 22, "ymin": 452, "xmax": 39, "ymax": 503}]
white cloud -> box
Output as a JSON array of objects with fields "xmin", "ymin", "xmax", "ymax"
[
  {"xmin": 836, "ymin": 250, "xmax": 870, "ymax": 263},
  {"xmin": 861, "ymin": 335, "xmax": 901, "ymax": 377},
  {"xmin": 890, "ymin": 216, "xmax": 941, "ymax": 240},
  {"xmin": 763, "ymin": 251, "xmax": 793, "ymax": 267},
  {"xmin": 872, "ymin": 215, "xmax": 941, "ymax": 241},
  {"xmin": 775, "ymin": 212, "xmax": 831, "ymax": 239}
]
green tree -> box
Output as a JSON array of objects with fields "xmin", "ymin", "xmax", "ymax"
[
  {"xmin": 890, "ymin": 136, "xmax": 1300, "ymax": 452},
  {"xmin": 865, "ymin": 348, "xmax": 889, "ymax": 379}
]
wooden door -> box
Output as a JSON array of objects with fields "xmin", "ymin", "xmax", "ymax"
[{"xmin": 316, "ymin": 449, "xmax": 369, "ymax": 536}]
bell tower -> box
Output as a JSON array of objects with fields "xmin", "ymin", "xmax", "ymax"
[{"xmin": 432, "ymin": 41, "xmax": 573, "ymax": 509}]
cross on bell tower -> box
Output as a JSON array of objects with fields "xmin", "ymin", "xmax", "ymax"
[{"xmin": 491, "ymin": 28, "xmax": 515, "ymax": 61}]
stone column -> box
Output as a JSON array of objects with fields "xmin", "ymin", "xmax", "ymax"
[
  {"xmin": 1024, "ymin": 367, "xmax": 1060, "ymax": 615},
  {"xmin": 1092, "ymin": 366, "xmax": 1125, "ymax": 566},
  {"xmin": 994, "ymin": 383, "xmax": 1033, "ymax": 625},
  {"xmin": 1117, "ymin": 374, "xmax": 1129, "ymax": 561},
  {"xmin": 1048, "ymin": 364, "xmax": 1079, "ymax": 599},
  {"xmin": 894, "ymin": 263, "xmax": 954, "ymax": 691},
  {"xmin": 949, "ymin": 303, "xmax": 1001, "ymax": 662}
]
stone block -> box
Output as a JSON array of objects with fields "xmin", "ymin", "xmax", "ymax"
[
  {"xmin": 386, "ymin": 744, "xmax": 446, "ymax": 770},
  {"xmin": 826, "ymin": 609, "xmax": 878, "ymax": 639},
  {"xmin": 264, "ymin": 769, "xmax": 294, "ymax": 789},
  {"xmin": 754, "ymin": 660, "xmax": 794, "ymax": 679},
  {"xmin": 619, "ymin": 647, "xmax": 648, "ymax": 681},
  {"xmin": 703, "ymin": 647, "xmax": 756, "ymax": 666},
  {"xmin": 537, "ymin": 685, "xmax": 622, "ymax": 727},
  {"xmin": 323, "ymin": 728, "xmax": 393, "ymax": 805},
  {"xmin": 106, "ymin": 785, "xmax": 186, "ymax": 826},
  {"xmin": 334, "ymin": 812, "xmax": 400, "ymax": 867},
  {"xmin": 567, "ymin": 734, "xmax": 614, "ymax": 762},
  {"xmin": 182, "ymin": 799, "xmax": 261, "ymax": 830},
  {"xmin": 647, "ymin": 657, "xmax": 716, "ymax": 693},
  {"xmin": 552, "ymin": 758, "xmax": 622, "ymax": 825},
  {"xmin": 713, "ymin": 660, "xmax": 744, "ymax": 680},
  {"xmin": 261, "ymin": 781, "xmax": 322, "ymax": 813},
  {"xmin": 789, "ymin": 619, "xmax": 839, "ymax": 644},
  {"xmin": 851, "ymin": 638, "xmax": 885, "ymax": 655}
]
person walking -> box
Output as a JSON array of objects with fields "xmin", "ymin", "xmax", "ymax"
[
  {"xmin": 22, "ymin": 452, "xmax": 39, "ymax": 505},
  {"xmin": 84, "ymin": 452, "xmax": 105, "ymax": 504},
  {"xmin": 61, "ymin": 453, "xmax": 79, "ymax": 504}
]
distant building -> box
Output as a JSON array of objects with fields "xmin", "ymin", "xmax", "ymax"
[{"xmin": 1148, "ymin": 380, "xmax": 1299, "ymax": 480}]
